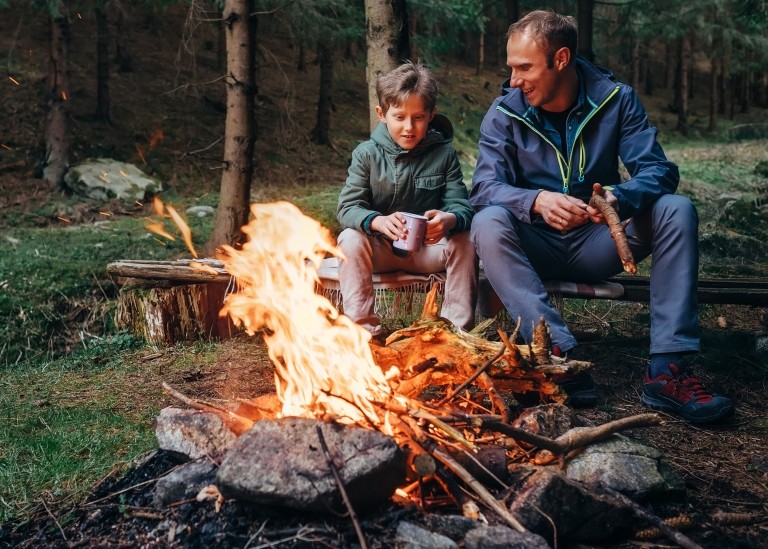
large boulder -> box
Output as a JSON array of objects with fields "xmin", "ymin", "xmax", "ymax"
[{"xmin": 64, "ymin": 158, "xmax": 161, "ymax": 201}]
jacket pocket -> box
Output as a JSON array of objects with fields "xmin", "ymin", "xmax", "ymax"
[{"xmin": 415, "ymin": 174, "xmax": 446, "ymax": 191}]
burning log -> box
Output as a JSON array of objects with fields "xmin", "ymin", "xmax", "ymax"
[{"xmin": 589, "ymin": 183, "xmax": 637, "ymax": 274}]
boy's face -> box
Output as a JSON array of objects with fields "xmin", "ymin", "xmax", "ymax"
[{"xmin": 376, "ymin": 95, "xmax": 435, "ymax": 150}]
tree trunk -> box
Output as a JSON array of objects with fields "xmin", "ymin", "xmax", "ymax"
[
  {"xmin": 476, "ymin": 30, "xmax": 484, "ymax": 76},
  {"xmin": 676, "ymin": 34, "xmax": 690, "ymax": 136},
  {"xmin": 311, "ymin": 41, "xmax": 334, "ymax": 145},
  {"xmin": 718, "ymin": 56, "xmax": 727, "ymax": 115},
  {"xmin": 116, "ymin": 281, "xmax": 237, "ymax": 345},
  {"xmin": 41, "ymin": 2, "xmax": 71, "ymax": 186},
  {"xmin": 577, "ymin": 0, "xmax": 594, "ymax": 62},
  {"xmin": 94, "ymin": 7, "xmax": 111, "ymax": 123},
  {"xmin": 708, "ymin": 56, "xmax": 717, "ymax": 132},
  {"xmin": 740, "ymin": 70, "xmax": 750, "ymax": 113},
  {"xmin": 631, "ymin": 39, "xmax": 640, "ymax": 91},
  {"xmin": 204, "ymin": 0, "xmax": 255, "ymax": 256},
  {"xmin": 665, "ymin": 42, "xmax": 674, "ymax": 89},
  {"xmin": 365, "ymin": 0, "xmax": 410, "ymax": 131},
  {"xmin": 114, "ymin": 6, "xmax": 133, "ymax": 72}
]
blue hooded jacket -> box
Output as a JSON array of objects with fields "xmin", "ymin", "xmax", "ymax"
[{"xmin": 470, "ymin": 57, "xmax": 679, "ymax": 223}]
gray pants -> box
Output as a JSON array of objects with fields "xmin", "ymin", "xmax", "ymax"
[
  {"xmin": 337, "ymin": 229, "xmax": 478, "ymax": 333},
  {"xmin": 470, "ymin": 194, "xmax": 699, "ymax": 354}
]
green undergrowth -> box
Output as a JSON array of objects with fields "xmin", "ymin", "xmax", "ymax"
[{"xmin": 0, "ymin": 338, "xmax": 220, "ymax": 527}]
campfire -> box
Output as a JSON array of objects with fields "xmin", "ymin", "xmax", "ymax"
[{"xmin": 154, "ymin": 201, "xmax": 691, "ymax": 547}]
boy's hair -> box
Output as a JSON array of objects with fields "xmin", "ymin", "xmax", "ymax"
[
  {"xmin": 507, "ymin": 10, "xmax": 577, "ymax": 69},
  {"xmin": 376, "ymin": 61, "xmax": 438, "ymax": 114}
]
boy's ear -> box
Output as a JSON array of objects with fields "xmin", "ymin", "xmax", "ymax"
[
  {"xmin": 375, "ymin": 105, "xmax": 387, "ymax": 122},
  {"xmin": 429, "ymin": 108, "xmax": 436, "ymax": 121}
]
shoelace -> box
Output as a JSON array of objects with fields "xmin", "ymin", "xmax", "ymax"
[{"xmin": 672, "ymin": 371, "xmax": 713, "ymax": 403}]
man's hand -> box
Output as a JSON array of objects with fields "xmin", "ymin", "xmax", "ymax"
[
  {"xmin": 423, "ymin": 210, "xmax": 456, "ymax": 244},
  {"xmin": 370, "ymin": 213, "xmax": 406, "ymax": 241},
  {"xmin": 585, "ymin": 188, "xmax": 619, "ymax": 224},
  {"xmin": 532, "ymin": 191, "xmax": 589, "ymax": 231}
]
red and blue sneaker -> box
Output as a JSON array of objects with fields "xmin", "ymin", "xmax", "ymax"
[{"xmin": 642, "ymin": 364, "xmax": 734, "ymax": 423}]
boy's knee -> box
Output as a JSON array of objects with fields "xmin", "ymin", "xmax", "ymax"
[{"xmin": 337, "ymin": 228, "xmax": 368, "ymax": 252}]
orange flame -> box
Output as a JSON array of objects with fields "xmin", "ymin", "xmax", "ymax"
[
  {"xmin": 148, "ymin": 128, "xmax": 164, "ymax": 150},
  {"xmin": 220, "ymin": 202, "xmax": 395, "ymax": 429},
  {"xmin": 145, "ymin": 197, "xmax": 198, "ymax": 258}
]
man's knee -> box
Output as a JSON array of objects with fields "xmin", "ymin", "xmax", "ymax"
[
  {"xmin": 652, "ymin": 194, "xmax": 698, "ymax": 235},
  {"xmin": 470, "ymin": 206, "xmax": 515, "ymax": 247}
]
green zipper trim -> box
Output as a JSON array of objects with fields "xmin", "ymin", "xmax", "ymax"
[{"xmin": 496, "ymin": 84, "xmax": 620, "ymax": 194}]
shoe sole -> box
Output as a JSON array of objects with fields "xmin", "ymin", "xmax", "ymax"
[
  {"xmin": 567, "ymin": 389, "xmax": 597, "ymax": 408},
  {"xmin": 641, "ymin": 394, "xmax": 735, "ymax": 424}
]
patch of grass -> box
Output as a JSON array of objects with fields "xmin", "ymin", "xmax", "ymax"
[{"xmin": 0, "ymin": 338, "xmax": 221, "ymax": 526}]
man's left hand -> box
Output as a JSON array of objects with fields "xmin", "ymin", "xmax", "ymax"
[{"xmin": 586, "ymin": 189, "xmax": 619, "ymax": 224}]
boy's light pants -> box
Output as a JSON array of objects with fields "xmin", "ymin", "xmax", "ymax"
[{"xmin": 337, "ymin": 229, "xmax": 478, "ymax": 334}]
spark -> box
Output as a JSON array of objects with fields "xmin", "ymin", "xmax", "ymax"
[{"xmin": 8, "ymin": 76, "xmax": 20, "ymax": 85}]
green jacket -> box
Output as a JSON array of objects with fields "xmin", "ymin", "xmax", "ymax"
[{"xmin": 337, "ymin": 114, "xmax": 473, "ymax": 234}]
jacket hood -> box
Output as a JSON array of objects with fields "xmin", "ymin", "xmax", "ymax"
[{"xmin": 371, "ymin": 112, "xmax": 454, "ymax": 155}]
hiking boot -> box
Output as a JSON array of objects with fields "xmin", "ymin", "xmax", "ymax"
[
  {"xmin": 642, "ymin": 364, "xmax": 734, "ymax": 423},
  {"xmin": 552, "ymin": 371, "xmax": 598, "ymax": 407},
  {"xmin": 552, "ymin": 346, "xmax": 597, "ymax": 407}
]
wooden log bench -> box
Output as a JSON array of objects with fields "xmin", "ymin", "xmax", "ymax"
[{"xmin": 107, "ymin": 258, "xmax": 768, "ymax": 344}]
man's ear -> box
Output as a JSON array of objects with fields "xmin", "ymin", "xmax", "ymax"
[
  {"xmin": 554, "ymin": 47, "xmax": 571, "ymax": 70},
  {"xmin": 375, "ymin": 105, "xmax": 386, "ymax": 122},
  {"xmin": 429, "ymin": 108, "xmax": 436, "ymax": 121}
]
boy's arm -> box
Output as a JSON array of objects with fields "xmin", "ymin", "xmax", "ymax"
[{"xmin": 337, "ymin": 147, "xmax": 381, "ymax": 232}]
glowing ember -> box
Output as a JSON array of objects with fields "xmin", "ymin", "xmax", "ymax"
[
  {"xmin": 219, "ymin": 202, "xmax": 395, "ymax": 428},
  {"xmin": 146, "ymin": 197, "xmax": 198, "ymax": 257}
]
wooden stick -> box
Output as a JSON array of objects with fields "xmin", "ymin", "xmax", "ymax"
[
  {"xmin": 600, "ymin": 484, "xmax": 703, "ymax": 549},
  {"xmin": 485, "ymin": 413, "xmax": 662, "ymax": 455},
  {"xmin": 162, "ymin": 382, "xmax": 254, "ymax": 435},
  {"xmin": 400, "ymin": 417, "xmax": 527, "ymax": 532},
  {"xmin": 315, "ymin": 425, "xmax": 368, "ymax": 549},
  {"xmin": 435, "ymin": 343, "xmax": 505, "ymax": 407},
  {"xmin": 589, "ymin": 183, "xmax": 637, "ymax": 274}
]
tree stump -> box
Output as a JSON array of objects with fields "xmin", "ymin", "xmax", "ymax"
[{"xmin": 108, "ymin": 260, "xmax": 240, "ymax": 345}]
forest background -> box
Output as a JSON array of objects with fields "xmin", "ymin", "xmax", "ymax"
[{"xmin": 1, "ymin": 0, "xmax": 767, "ymax": 540}]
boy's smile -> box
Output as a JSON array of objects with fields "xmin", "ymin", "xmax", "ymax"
[{"xmin": 376, "ymin": 95, "xmax": 435, "ymax": 150}]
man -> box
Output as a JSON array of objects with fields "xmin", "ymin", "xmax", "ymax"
[{"xmin": 469, "ymin": 10, "xmax": 733, "ymax": 423}]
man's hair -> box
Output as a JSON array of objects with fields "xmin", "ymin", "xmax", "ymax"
[
  {"xmin": 376, "ymin": 61, "xmax": 438, "ymax": 114},
  {"xmin": 506, "ymin": 10, "xmax": 578, "ymax": 69}
]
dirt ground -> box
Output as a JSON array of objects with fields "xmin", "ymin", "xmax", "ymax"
[{"xmin": 3, "ymin": 303, "xmax": 768, "ymax": 548}]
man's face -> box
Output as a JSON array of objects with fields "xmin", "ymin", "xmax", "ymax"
[
  {"xmin": 506, "ymin": 30, "xmax": 566, "ymax": 111},
  {"xmin": 376, "ymin": 95, "xmax": 435, "ymax": 150}
]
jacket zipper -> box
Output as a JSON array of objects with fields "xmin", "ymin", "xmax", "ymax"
[{"xmin": 496, "ymin": 84, "xmax": 620, "ymax": 194}]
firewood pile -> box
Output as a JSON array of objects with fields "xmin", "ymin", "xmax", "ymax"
[{"xmin": 154, "ymin": 285, "xmax": 700, "ymax": 548}]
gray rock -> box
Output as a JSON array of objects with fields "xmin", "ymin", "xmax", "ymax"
[
  {"xmin": 421, "ymin": 513, "xmax": 483, "ymax": 540},
  {"xmin": 154, "ymin": 407, "xmax": 237, "ymax": 460},
  {"xmin": 153, "ymin": 459, "xmax": 217, "ymax": 507},
  {"xmin": 463, "ymin": 525, "xmax": 551, "ymax": 549},
  {"xmin": 186, "ymin": 205, "xmax": 215, "ymax": 217},
  {"xmin": 216, "ymin": 417, "xmax": 406, "ymax": 512},
  {"xmin": 508, "ymin": 467, "xmax": 634, "ymax": 543},
  {"xmin": 395, "ymin": 521, "xmax": 458, "ymax": 549},
  {"xmin": 565, "ymin": 433, "xmax": 686, "ymax": 501},
  {"xmin": 64, "ymin": 158, "xmax": 161, "ymax": 201}
]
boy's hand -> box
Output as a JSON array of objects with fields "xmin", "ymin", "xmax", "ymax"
[
  {"xmin": 370, "ymin": 213, "xmax": 407, "ymax": 241},
  {"xmin": 424, "ymin": 210, "xmax": 456, "ymax": 243}
]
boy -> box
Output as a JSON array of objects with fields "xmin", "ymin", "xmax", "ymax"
[{"xmin": 336, "ymin": 61, "xmax": 477, "ymax": 341}]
